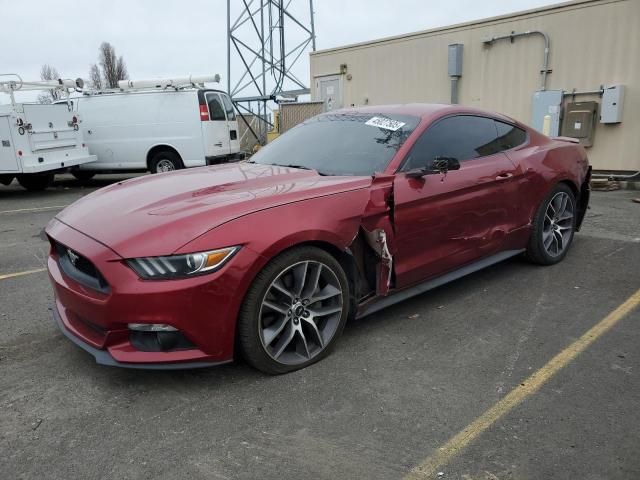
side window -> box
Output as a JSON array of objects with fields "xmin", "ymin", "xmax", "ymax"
[
  {"xmin": 402, "ymin": 115, "xmax": 499, "ymax": 171},
  {"xmin": 207, "ymin": 94, "xmax": 226, "ymax": 121},
  {"xmin": 221, "ymin": 94, "xmax": 236, "ymax": 121},
  {"xmin": 494, "ymin": 121, "xmax": 527, "ymax": 151}
]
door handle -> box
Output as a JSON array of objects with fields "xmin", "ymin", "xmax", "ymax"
[
  {"xmin": 495, "ymin": 172, "xmax": 514, "ymax": 181},
  {"xmin": 214, "ymin": 142, "xmax": 223, "ymax": 147}
]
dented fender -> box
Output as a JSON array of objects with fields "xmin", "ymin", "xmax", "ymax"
[
  {"xmin": 181, "ymin": 173, "xmax": 398, "ymax": 301},
  {"xmin": 358, "ymin": 173, "xmax": 397, "ymax": 295}
]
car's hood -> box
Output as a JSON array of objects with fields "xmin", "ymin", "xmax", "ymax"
[{"xmin": 55, "ymin": 163, "xmax": 372, "ymax": 258}]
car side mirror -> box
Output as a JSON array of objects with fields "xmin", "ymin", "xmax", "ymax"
[
  {"xmin": 404, "ymin": 156, "xmax": 461, "ymax": 179},
  {"xmin": 431, "ymin": 156, "xmax": 460, "ymax": 173},
  {"xmin": 405, "ymin": 167, "xmax": 429, "ymax": 179}
]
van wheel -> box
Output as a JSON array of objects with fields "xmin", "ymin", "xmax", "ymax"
[
  {"xmin": 0, "ymin": 175, "xmax": 14, "ymax": 186},
  {"xmin": 72, "ymin": 171, "xmax": 96, "ymax": 183},
  {"xmin": 17, "ymin": 174, "xmax": 54, "ymax": 191},
  {"xmin": 150, "ymin": 151, "xmax": 183, "ymax": 174}
]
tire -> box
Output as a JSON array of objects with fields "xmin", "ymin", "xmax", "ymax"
[
  {"xmin": 71, "ymin": 171, "xmax": 96, "ymax": 183},
  {"xmin": 526, "ymin": 183, "xmax": 577, "ymax": 265},
  {"xmin": 237, "ymin": 246, "xmax": 350, "ymax": 374},
  {"xmin": 17, "ymin": 174, "xmax": 54, "ymax": 191},
  {"xmin": 0, "ymin": 175, "xmax": 14, "ymax": 186},
  {"xmin": 149, "ymin": 151, "xmax": 183, "ymax": 174}
]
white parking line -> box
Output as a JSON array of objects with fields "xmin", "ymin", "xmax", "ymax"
[
  {"xmin": 0, "ymin": 268, "xmax": 47, "ymax": 281},
  {"xmin": 0, "ymin": 205, "xmax": 68, "ymax": 215},
  {"xmin": 405, "ymin": 287, "xmax": 640, "ymax": 479}
]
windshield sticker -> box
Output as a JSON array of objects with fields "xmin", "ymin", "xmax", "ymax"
[{"xmin": 365, "ymin": 116, "xmax": 406, "ymax": 131}]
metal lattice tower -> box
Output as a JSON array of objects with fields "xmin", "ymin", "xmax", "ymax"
[{"xmin": 227, "ymin": 0, "xmax": 316, "ymax": 145}]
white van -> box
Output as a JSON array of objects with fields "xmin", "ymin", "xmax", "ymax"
[{"xmin": 70, "ymin": 81, "xmax": 241, "ymax": 180}]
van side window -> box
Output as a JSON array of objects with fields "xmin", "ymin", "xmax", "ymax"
[
  {"xmin": 207, "ymin": 94, "xmax": 226, "ymax": 121},
  {"xmin": 221, "ymin": 95, "xmax": 236, "ymax": 121}
]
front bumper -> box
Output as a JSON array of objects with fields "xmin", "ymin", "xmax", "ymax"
[
  {"xmin": 46, "ymin": 218, "xmax": 260, "ymax": 368},
  {"xmin": 51, "ymin": 305, "xmax": 227, "ymax": 369}
]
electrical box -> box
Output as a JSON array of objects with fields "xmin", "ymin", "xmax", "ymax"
[
  {"xmin": 531, "ymin": 90, "xmax": 563, "ymax": 136},
  {"xmin": 448, "ymin": 44, "xmax": 463, "ymax": 77},
  {"xmin": 561, "ymin": 101, "xmax": 598, "ymax": 147},
  {"xmin": 600, "ymin": 85, "xmax": 625, "ymax": 123}
]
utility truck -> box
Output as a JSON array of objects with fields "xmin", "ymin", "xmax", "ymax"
[
  {"xmin": 67, "ymin": 75, "xmax": 241, "ymax": 180},
  {"xmin": 0, "ymin": 74, "xmax": 96, "ymax": 190}
]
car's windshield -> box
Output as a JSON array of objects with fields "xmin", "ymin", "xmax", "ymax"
[{"xmin": 251, "ymin": 112, "xmax": 421, "ymax": 176}]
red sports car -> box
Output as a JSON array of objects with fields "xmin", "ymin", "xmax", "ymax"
[{"xmin": 46, "ymin": 104, "xmax": 591, "ymax": 374}]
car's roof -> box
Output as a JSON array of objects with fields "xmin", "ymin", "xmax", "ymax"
[{"xmin": 328, "ymin": 103, "xmax": 519, "ymax": 125}]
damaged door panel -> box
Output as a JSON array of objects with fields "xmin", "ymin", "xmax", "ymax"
[
  {"xmin": 352, "ymin": 173, "xmax": 396, "ymax": 297},
  {"xmin": 392, "ymin": 152, "xmax": 521, "ymax": 288},
  {"xmin": 362, "ymin": 227, "xmax": 393, "ymax": 296}
]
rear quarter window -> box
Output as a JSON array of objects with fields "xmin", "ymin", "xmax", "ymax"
[{"xmin": 494, "ymin": 121, "xmax": 527, "ymax": 150}]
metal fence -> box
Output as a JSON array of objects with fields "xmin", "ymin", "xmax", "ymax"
[
  {"xmin": 237, "ymin": 114, "xmax": 269, "ymax": 152},
  {"xmin": 279, "ymin": 101, "xmax": 324, "ymax": 133}
]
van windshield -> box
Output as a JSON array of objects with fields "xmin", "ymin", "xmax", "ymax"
[{"xmin": 251, "ymin": 112, "xmax": 420, "ymax": 176}]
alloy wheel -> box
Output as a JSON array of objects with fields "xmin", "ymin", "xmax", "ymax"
[
  {"xmin": 258, "ymin": 260, "xmax": 344, "ymax": 365},
  {"xmin": 156, "ymin": 159, "xmax": 175, "ymax": 172},
  {"xmin": 542, "ymin": 191, "xmax": 574, "ymax": 257}
]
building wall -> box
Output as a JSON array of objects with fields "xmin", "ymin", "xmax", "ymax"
[{"xmin": 310, "ymin": 0, "xmax": 640, "ymax": 171}]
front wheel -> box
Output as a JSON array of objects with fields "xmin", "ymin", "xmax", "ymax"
[
  {"xmin": 237, "ymin": 246, "xmax": 350, "ymax": 374},
  {"xmin": 526, "ymin": 183, "xmax": 576, "ymax": 265}
]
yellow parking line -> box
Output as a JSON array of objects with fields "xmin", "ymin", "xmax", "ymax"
[
  {"xmin": 0, "ymin": 268, "xmax": 47, "ymax": 281},
  {"xmin": 0, "ymin": 205, "xmax": 68, "ymax": 215},
  {"xmin": 405, "ymin": 287, "xmax": 640, "ymax": 480}
]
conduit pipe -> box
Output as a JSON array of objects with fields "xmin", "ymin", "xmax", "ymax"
[{"xmin": 483, "ymin": 30, "xmax": 551, "ymax": 91}]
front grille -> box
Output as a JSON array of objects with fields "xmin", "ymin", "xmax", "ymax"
[{"xmin": 54, "ymin": 241, "xmax": 110, "ymax": 293}]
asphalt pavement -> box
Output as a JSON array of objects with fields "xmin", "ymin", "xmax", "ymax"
[{"xmin": 1, "ymin": 174, "xmax": 639, "ymax": 480}]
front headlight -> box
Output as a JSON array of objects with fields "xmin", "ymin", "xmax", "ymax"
[{"xmin": 127, "ymin": 246, "xmax": 239, "ymax": 280}]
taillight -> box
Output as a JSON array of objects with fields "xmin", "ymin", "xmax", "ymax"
[{"xmin": 199, "ymin": 104, "xmax": 209, "ymax": 121}]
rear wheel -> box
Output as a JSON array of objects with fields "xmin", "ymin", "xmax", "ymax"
[
  {"xmin": 0, "ymin": 175, "xmax": 14, "ymax": 186},
  {"xmin": 71, "ymin": 171, "xmax": 96, "ymax": 183},
  {"xmin": 17, "ymin": 174, "xmax": 54, "ymax": 191},
  {"xmin": 150, "ymin": 151, "xmax": 183, "ymax": 174},
  {"xmin": 237, "ymin": 246, "xmax": 350, "ymax": 374},
  {"xmin": 526, "ymin": 183, "xmax": 576, "ymax": 265}
]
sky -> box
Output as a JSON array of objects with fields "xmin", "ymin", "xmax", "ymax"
[{"xmin": 0, "ymin": 0, "xmax": 560, "ymax": 103}]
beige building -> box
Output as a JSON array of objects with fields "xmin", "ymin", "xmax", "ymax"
[{"xmin": 309, "ymin": 0, "xmax": 639, "ymax": 173}]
